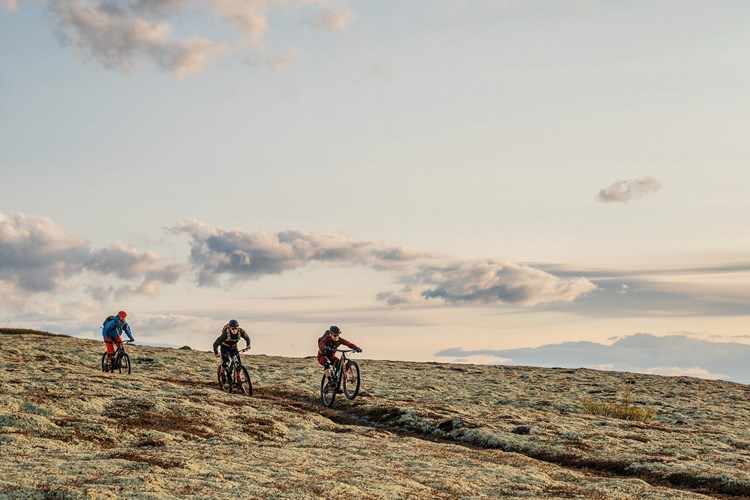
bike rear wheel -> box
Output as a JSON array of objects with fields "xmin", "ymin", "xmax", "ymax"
[
  {"xmin": 343, "ymin": 360, "xmax": 360, "ymax": 400},
  {"xmin": 320, "ymin": 374, "xmax": 338, "ymax": 407},
  {"xmin": 101, "ymin": 352, "xmax": 109, "ymax": 372},
  {"xmin": 235, "ymin": 366, "xmax": 252, "ymax": 396}
]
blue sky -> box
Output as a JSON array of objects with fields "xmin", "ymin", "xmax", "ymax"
[{"xmin": 2, "ymin": 0, "xmax": 750, "ymax": 382}]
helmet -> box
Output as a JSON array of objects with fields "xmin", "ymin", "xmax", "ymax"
[
  {"xmin": 329, "ymin": 325, "xmax": 341, "ymax": 334},
  {"xmin": 228, "ymin": 319, "xmax": 239, "ymax": 328},
  {"xmin": 117, "ymin": 311, "xmax": 127, "ymax": 319}
]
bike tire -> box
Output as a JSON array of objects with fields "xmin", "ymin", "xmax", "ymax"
[
  {"xmin": 320, "ymin": 374, "xmax": 337, "ymax": 407},
  {"xmin": 101, "ymin": 352, "xmax": 109, "ymax": 373},
  {"xmin": 343, "ymin": 360, "xmax": 360, "ymax": 400},
  {"xmin": 236, "ymin": 366, "xmax": 252, "ymax": 396},
  {"xmin": 217, "ymin": 365, "xmax": 228, "ymax": 391},
  {"xmin": 119, "ymin": 353, "xmax": 131, "ymax": 375},
  {"xmin": 228, "ymin": 362, "xmax": 237, "ymax": 393}
]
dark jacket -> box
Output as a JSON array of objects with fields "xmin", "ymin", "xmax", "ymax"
[{"xmin": 213, "ymin": 324, "xmax": 250, "ymax": 354}]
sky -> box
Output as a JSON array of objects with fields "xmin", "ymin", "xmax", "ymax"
[{"xmin": 2, "ymin": 0, "xmax": 750, "ymax": 382}]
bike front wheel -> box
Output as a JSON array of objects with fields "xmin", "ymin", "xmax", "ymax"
[
  {"xmin": 320, "ymin": 374, "xmax": 338, "ymax": 407},
  {"xmin": 117, "ymin": 353, "xmax": 131, "ymax": 375},
  {"xmin": 343, "ymin": 360, "xmax": 360, "ymax": 400},
  {"xmin": 235, "ymin": 366, "xmax": 253, "ymax": 396}
]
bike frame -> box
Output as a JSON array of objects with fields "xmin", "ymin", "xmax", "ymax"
[
  {"xmin": 115, "ymin": 340, "xmax": 133, "ymax": 357},
  {"xmin": 226, "ymin": 347, "xmax": 249, "ymax": 372},
  {"xmin": 329, "ymin": 349, "xmax": 354, "ymax": 386}
]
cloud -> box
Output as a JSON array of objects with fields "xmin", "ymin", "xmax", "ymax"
[
  {"xmin": 269, "ymin": 47, "xmax": 302, "ymax": 73},
  {"xmin": 169, "ymin": 218, "xmax": 595, "ymax": 307},
  {"xmin": 597, "ymin": 176, "xmax": 662, "ymax": 203},
  {"xmin": 412, "ymin": 260, "xmax": 596, "ymax": 306},
  {"xmin": 47, "ymin": 0, "xmax": 225, "ymax": 77},
  {"xmin": 368, "ymin": 59, "xmax": 393, "ymax": 79},
  {"xmin": 169, "ymin": 218, "xmax": 436, "ymax": 285},
  {"xmin": 13, "ymin": 0, "xmax": 355, "ymax": 76},
  {"xmin": 0, "ymin": 213, "xmax": 596, "ymax": 309},
  {"xmin": 0, "ymin": 212, "xmax": 90, "ymax": 292},
  {"xmin": 536, "ymin": 263, "xmax": 750, "ymax": 318},
  {"xmin": 0, "ymin": 212, "xmax": 183, "ymax": 300},
  {"xmin": 310, "ymin": 6, "xmax": 355, "ymax": 32},
  {"xmin": 436, "ymin": 333, "xmax": 750, "ymax": 383}
]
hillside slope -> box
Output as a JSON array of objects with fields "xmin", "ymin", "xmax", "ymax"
[{"xmin": 1, "ymin": 329, "xmax": 749, "ymax": 499}]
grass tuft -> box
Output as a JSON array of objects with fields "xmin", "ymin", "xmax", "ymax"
[{"xmin": 582, "ymin": 392, "xmax": 656, "ymax": 422}]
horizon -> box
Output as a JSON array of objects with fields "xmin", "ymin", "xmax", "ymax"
[{"xmin": 2, "ymin": 1, "xmax": 750, "ymax": 383}]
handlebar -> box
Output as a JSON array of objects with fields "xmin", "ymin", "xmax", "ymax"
[
  {"xmin": 124, "ymin": 340, "xmax": 135, "ymax": 344},
  {"xmin": 239, "ymin": 347, "xmax": 251, "ymax": 353},
  {"xmin": 334, "ymin": 349, "xmax": 361, "ymax": 354}
]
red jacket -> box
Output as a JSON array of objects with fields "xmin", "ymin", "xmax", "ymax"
[{"xmin": 318, "ymin": 335, "xmax": 358, "ymax": 357}]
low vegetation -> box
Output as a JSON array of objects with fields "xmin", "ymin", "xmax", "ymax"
[
  {"xmin": 582, "ymin": 392, "xmax": 657, "ymax": 422},
  {"xmin": 1, "ymin": 329, "xmax": 749, "ymax": 499}
]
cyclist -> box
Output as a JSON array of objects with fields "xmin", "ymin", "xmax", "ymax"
[
  {"xmin": 102, "ymin": 311, "xmax": 134, "ymax": 370},
  {"xmin": 318, "ymin": 325, "xmax": 361, "ymax": 386},
  {"xmin": 213, "ymin": 319, "xmax": 251, "ymax": 376}
]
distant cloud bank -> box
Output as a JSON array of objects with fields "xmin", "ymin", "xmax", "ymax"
[
  {"xmin": 7, "ymin": 0, "xmax": 356, "ymax": 76},
  {"xmin": 597, "ymin": 177, "xmax": 662, "ymax": 203},
  {"xmin": 0, "ymin": 212, "xmax": 594, "ymax": 309},
  {"xmin": 436, "ymin": 333, "xmax": 750, "ymax": 383}
]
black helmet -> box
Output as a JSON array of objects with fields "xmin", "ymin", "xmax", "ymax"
[
  {"xmin": 329, "ymin": 325, "xmax": 341, "ymax": 334},
  {"xmin": 228, "ymin": 319, "xmax": 239, "ymax": 328}
]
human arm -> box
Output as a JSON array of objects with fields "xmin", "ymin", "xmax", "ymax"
[
  {"xmin": 241, "ymin": 330, "xmax": 251, "ymax": 349},
  {"xmin": 212, "ymin": 334, "xmax": 224, "ymax": 356},
  {"xmin": 122, "ymin": 322, "xmax": 134, "ymax": 342},
  {"xmin": 339, "ymin": 337, "xmax": 360, "ymax": 351}
]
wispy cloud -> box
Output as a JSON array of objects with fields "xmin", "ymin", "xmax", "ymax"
[
  {"xmin": 310, "ymin": 6, "xmax": 356, "ymax": 32},
  {"xmin": 380, "ymin": 259, "xmax": 596, "ymax": 307},
  {"xmin": 537, "ymin": 262, "xmax": 750, "ymax": 318},
  {"xmin": 169, "ymin": 218, "xmax": 596, "ymax": 307},
  {"xmin": 11, "ymin": 0, "xmax": 356, "ymax": 76},
  {"xmin": 368, "ymin": 59, "xmax": 393, "ymax": 79},
  {"xmin": 47, "ymin": 0, "xmax": 225, "ymax": 77},
  {"xmin": 436, "ymin": 333, "xmax": 750, "ymax": 382},
  {"xmin": 597, "ymin": 176, "xmax": 662, "ymax": 203},
  {"xmin": 1, "ymin": 0, "xmax": 18, "ymax": 12},
  {"xmin": 0, "ymin": 212, "xmax": 183, "ymax": 299},
  {"xmin": 269, "ymin": 47, "xmax": 302, "ymax": 73}
]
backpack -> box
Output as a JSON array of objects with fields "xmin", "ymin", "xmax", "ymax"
[
  {"xmin": 103, "ymin": 315, "xmax": 117, "ymax": 327},
  {"xmin": 317, "ymin": 331, "xmax": 328, "ymax": 348}
]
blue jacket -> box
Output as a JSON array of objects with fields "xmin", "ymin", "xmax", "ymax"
[{"xmin": 102, "ymin": 316, "xmax": 134, "ymax": 341}]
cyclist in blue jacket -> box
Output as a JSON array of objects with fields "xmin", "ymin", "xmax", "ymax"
[{"xmin": 102, "ymin": 311, "xmax": 134, "ymax": 369}]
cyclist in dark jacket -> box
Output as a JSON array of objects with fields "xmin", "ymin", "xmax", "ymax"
[
  {"xmin": 318, "ymin": 325, "xmax": 361, "ymax": 382},
  {"xmin": 102, "ymin": 311, "xmax": 134, "ymax": 368},
  {"xmin": 213, "ymin": 319, "xmax": 250, "ymax": 374}
]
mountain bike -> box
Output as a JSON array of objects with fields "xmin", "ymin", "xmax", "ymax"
[
  {"xmin": 320, "ymin": 349, "xmax": 360, "ymax": 408},
  {"xmin": 101, "ymin": 340, "xmax": 133, "ymax": 374},
  {"xmin": 217, "ymin": 347, "xmax": 252, "ymax": 395}
]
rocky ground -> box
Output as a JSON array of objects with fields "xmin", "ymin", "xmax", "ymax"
[{"xmin": 1, "ymin": 329, "xmax": 749, "ymax": 499}]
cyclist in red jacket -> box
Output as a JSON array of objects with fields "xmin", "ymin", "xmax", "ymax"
[{"xmin": 317, "ymin": 325, "xmax": 361, "ymax": 384}]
